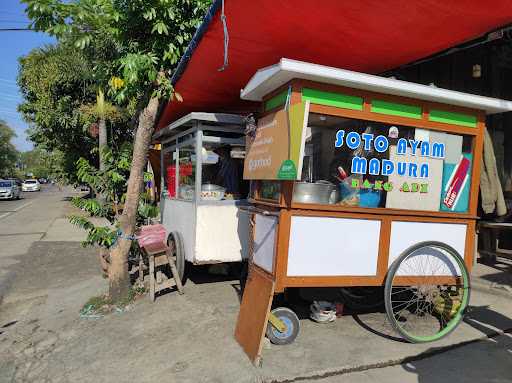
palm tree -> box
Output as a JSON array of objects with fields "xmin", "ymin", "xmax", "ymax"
[{"xmin": 81, "ymin": 88, "xmax": 123, "ymax": 170}]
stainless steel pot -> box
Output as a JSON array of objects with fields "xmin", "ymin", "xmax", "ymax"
[{"xmin": 292, "ymin": 181, "xmax": 335, "ymax": 204}]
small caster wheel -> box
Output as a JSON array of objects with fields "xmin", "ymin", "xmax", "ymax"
[{"xmin": 266, "ymin": 307, "xmax": 300, "ymax": 345}]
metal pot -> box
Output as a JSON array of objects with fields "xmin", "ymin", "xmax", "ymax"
[{"xmin": 292, "ymin": 181, "xmax": 335, "ymax": 204}]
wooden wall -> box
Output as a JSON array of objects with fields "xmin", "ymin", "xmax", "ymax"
[{"xmin": 391, "ymin": 40, "xmax": 512, "ymax": 199}]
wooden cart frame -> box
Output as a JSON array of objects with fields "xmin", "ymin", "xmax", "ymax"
[
  {"xmin": 235, "ymin": 59, "xmax": 512, "ymax": 364},
  {"xmin": 249, "ymin": 78, "xmax": 484, "ymax": 293}
]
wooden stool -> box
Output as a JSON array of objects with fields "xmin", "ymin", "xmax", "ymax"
[{"xmin": 142, "ymin": 242, "xmax": 184, "ymax": 301}]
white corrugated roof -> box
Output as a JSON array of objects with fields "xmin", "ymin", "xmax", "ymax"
[{"xmin": 241, "ymin": 58, "xmax": 512, "ymax": 114}]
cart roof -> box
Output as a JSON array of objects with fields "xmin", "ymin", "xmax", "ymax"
[
  {"xmin": 153, "ymin": 112, "xmax": 245, "ymax": 141},
  {"xmin": 241, "ymin": 59, "xmax": 512, "ymax": 115},
  {"xmin": 156, "ymin": 0, "xmax": 512, "ymax": 129}
]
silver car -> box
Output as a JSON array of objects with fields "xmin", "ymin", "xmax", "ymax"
[
  {"xmin": 22, "ymin": 179, "xmax": 41, "ymax": 192},
  {"xmin": 0, "ymin": 179, "xmax": 21, "ymax": 200}
]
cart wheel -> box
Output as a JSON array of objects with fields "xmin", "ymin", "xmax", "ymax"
[
  {"xmin": 266, "ymin": 307, "xmax": 300, "ymax": 345},
  {"xmin": 384, "ymin": 241, "xmax": 470, "ymax": 343},
  {"xmin": 167, "ymin": 231, "xmax": 185, "ymax": 282}
]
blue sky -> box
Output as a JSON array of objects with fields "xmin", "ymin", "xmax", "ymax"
[{"xmin": 0, "ymin": 1, "xmax": 54, "ymax": 151}]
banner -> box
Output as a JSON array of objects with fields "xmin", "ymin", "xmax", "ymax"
[{"xmin": 243, "ymin": 101, "xmax": 309, "ymax": 180}]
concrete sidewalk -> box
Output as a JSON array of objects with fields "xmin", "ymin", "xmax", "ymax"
[{"xmin": 1, "ymin": 250, "xmax": 511, "ymax": 382}]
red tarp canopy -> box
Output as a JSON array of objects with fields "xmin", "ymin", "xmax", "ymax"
[{"xmin": 157, "ymin": 0, "xmax": 512, "ymax": 130}]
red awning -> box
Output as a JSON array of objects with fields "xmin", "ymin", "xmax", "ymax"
[{"xmin": 157, "ymin": 0, "xmax": 512, "ymax": 130}]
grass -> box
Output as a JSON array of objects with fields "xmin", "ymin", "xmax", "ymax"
[{"xmin": 80, "ymin": 286, "xmax": 146, "ymax": 317}]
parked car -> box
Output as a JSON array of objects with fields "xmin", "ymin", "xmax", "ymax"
[
  {"xmin": 22, "ymin": 179, "xmax": 41, "ymax": 192},
  {"xmin": 0, "ymin": 179, "xmax": 21, "ymax": 200}
]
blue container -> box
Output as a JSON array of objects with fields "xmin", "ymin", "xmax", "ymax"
[
  {"xmin": 339, "ymin": 181, "xmax": 355, "ymax": 198},
  {"xmin": 359, "ymin": 189, "xmax": 381, "ymax": 208}
]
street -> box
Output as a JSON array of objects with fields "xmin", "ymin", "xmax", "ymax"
[{"xmin": 0, "ymin": 189, "xmax": 510, "ymax": 382}]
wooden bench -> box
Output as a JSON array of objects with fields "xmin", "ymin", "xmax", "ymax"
[
  {"xmin": 140, "ymin": 241, "xmax": 184, "ymax": 301},
  {"xmin": 478, "ymin": 221, "xmax": 512, "ymax": 263}
]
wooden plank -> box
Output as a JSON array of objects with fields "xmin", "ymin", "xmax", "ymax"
[
  {"xmin": 234, "ymin": 265, "xmax": 275, "ymax": 366},
  {"xmin": 287, "ymin": 201, "xmax": 478, "ymax": 220},
  {"xmin": 143, "ymin": 242, "xmax": 169, "ymax": 256},
  {"xmin": 468, "ymin": 113, "xmax": 485, "ymax": 216}
]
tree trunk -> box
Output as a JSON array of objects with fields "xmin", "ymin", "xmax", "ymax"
[
  {"xmin": 108, "ymin": 96, "xmax": 160, "ymax": 301},
  {"xmin": 98, "ymin": 117, "xmax": 107, "ymax": 171}
]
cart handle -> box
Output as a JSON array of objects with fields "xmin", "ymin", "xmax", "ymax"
[{"xmin": 239, "ymin": 206, "xmax": 280, "ymax": 217}]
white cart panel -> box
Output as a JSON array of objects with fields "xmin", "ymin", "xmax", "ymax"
[
  {"xmin": 253, "ymin": 214, "xmax": 277, "ymax": 273},
  {"xmin": 161, "ymin": 198, "xmax": 196, "ymax": 262},
  {"xmin": 287, "ymin": 216, "xmax": 381, "ymax": 276},
  {"xmin": 195, "ymin": 203, "xmax": 250, "ymax": 263},
  {"xmin": 388, "ymin": 221, "xmax": 467, "ymax": 269}
]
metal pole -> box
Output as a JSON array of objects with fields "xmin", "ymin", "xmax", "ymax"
[{"xmin": 195, "ymin": 122, "xmax": 203, "ymax": 202}]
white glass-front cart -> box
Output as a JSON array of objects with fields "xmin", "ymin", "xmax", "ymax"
[{"xmin": 155, "ymin": 113, "xmax": 250, "ymax": 279}]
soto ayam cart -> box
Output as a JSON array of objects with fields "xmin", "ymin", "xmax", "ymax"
[{"xmin": 234, "ymin": 59, "xmax": 512, "ymax": 365}]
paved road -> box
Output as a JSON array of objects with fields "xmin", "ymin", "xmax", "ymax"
[{"xmin": 0, "ymin": 186, "xmax": 47, "ymax": 220}]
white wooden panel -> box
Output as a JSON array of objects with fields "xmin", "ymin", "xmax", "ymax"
[
  {"xmin": 393, "ymin": 246, "xmax": 463, "ymax": 277},
  {"xmin": 253, "ymin": 215, "xmax": 277, "ymax": 273},
  {"xmin": 161, "ymin": 198, "xmax": 196, "ymax": 262},
  {"xmin": 388, "ymin": 221, "xmax": 467, "ymax": 269},
  {"xmin": 196, "ymin": 204, "xmax": 249, "ymax": 263},
  {"xmin": 287, "ymin": 216, "xmax": 380, "ymax": 276}
]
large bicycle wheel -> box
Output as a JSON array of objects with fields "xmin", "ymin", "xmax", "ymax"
[{"xmin": 384, "ymin": 241, "xmax": 470, "ymax": 343}]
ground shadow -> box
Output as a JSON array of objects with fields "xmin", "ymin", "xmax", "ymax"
[
  {"xmin": 187, "ymin": 263, "xmax": 243, "ymax": 285},
  {"xmin": 352, "ymin": 313, "xmax": 407, "ymax": 343},
  {"xmin": 476, "ymin": 257, "xmax": 512, "ymax": 288},
  {"xmin": 464, "ymin": 305, "xmax": 512, "ymax": 335},
  {"xmin": 401, "ymin": 305, "xmax": 512, "ymax": 382}
]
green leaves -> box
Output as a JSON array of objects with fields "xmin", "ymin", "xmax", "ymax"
[
  {"xmin": 152, "ymin": 21, "xmax": 169, "ymax": 35},
  {"xmin": 69, "ymin": 215, "xmax": 118, "ymax": 248},
  {"xmin": 0, "ymin": 121, "xmax": 19, "ymax": 178},
  {"xmin": 23, "ymin": 0, "xmax": 213, "ymax": 104},
  {"xmin": 69, "ymin": 141, "xmax": 159, "ymax": 248},
  {"xmin": 74, "ymin": 35, "xmax": 92, "ymax": 49}
]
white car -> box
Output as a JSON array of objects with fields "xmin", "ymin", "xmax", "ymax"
[
  {"xmin": 0, "ymin": 179, "xmax": 21, "ymax": 200},
  {"xmin": 22, "ymin": 179, "xmax": 41, "ymax": 192}
]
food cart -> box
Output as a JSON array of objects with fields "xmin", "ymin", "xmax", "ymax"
[
  {"xmin": 154, "ymin": 112, "xmax": 250, "ymax": 279},
  {"xmin": 234, "ymin": 58, "xmax": 512, "ymax": 364}
]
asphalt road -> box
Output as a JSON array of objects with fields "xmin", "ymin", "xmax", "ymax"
[{"xmin": 0, "ymin": 184, "xmax": 55, "ymax": 220}]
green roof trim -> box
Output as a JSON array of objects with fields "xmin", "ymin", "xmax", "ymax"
[
  {"xmin": 264, "ymin": 90, "xmax": 288, "ymax": 111},
  {"xmin": 302, "ymin": 88, "xmax": 363, "ymax": 111},
  {"xmin": 429, "ymin": 109, "xmax": 477, "ymax": 128},
  {"xmin": 371, "ymin": 99, "xmax": 422, "ymax": 119}
]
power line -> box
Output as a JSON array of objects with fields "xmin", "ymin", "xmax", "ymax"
[{"xmin": 0, "ymin": 28, "xmax": 32, "ymax": 31}]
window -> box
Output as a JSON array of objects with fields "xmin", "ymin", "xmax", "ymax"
[
  {"xmin": 200, "ymin": 143, "xmax": 248, "ymax": 200},
  {"xmin": 296, "ymin": 113, "xmax": 474, "ymax": 213},
  {"xmin": 178, "ymin": 145, "xmax": 195, "ymax": 200}
]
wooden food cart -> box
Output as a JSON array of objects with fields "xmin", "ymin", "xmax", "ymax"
[
  {"xmin": 154, "ymin": 113, "xmax": 250, "ymax": 279},
  {"xmin": 234, "ymin": 58, "xmax": 512, "ymax": 364}
]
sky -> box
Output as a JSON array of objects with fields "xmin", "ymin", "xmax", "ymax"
[{"xmin": 0, "ymin": 0, "xmax": 54, "ymax": 151}]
